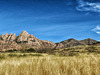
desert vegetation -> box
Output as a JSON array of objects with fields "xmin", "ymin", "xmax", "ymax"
[
  {"xmin": 0, "ymin": 53, "xmax": 100, "ymax": 75},
  {"xmin": 0, "ymin": 45, "xmax": 100, "ymax": 75}
]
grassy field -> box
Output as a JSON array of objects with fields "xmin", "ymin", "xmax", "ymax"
[{"xmin": 0, "ymin": 53, "xmax": 100, "ymax": 75}]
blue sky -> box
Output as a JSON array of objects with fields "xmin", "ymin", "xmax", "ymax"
[{"xmin": 0, "ymin": 0, "xmax": 100, "ymax": 42}]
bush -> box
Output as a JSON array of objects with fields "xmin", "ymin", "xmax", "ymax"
[
  {"xmin": 27, "ymin": 48, "xmax": 36, "ymax": 52},
  {"xmin": 55, "ymin": 52, "xmax": 79, "ymax": 57},
  {"xmin": 17, "ymin": 54, "xmax": 27, "ymax": 57},
  {"xmin": 29, "ymin": 54, "xmax": 42, "ymax": 57},
  {"xmin": 19, "ymin": 48, "xmax": 36, "ymax": 53},
  {"xmin": 0, "ymin": 55, "xmax": 5, "ymax": 59},
  {"xmin": 36, "ymin": 49, "xmax": 47, "ymax": 53},
  {"xmin": 86, "ymin": 46, "xmax": 97, "ymax": 53},
  {"xmin": 8, "ymin": 54, "xmax": 17, "ymax": 57},
  {"xmin": 6, "ymin": 49, "xmax": 17, "ymax": 53},
  {"xmin": 36, "ymin": 49, "xmax": 55, "ymax": 54},
  {"xmin": 68, "ymin": 52, "xmax": 79, "ymax": 56}
]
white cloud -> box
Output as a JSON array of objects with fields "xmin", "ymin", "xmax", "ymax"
[
  {"xmin": 96, "ymin": 31, "xmax": 100, "ymax": 34},
  {"xmin": 92, "ymin": 25, "xmax": 100, "ymax": 34},
  {"xmin": 76, "ymin": 0, "xmax": 100, "ymax": 12}
]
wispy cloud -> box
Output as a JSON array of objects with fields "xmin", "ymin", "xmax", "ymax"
[
  {"xmin": 92, "ymin": 25, "xmax": 100, "ymax": 34},
  {"xmin": 76, "ymin": 0, "xmax": 100, "ymax": 12}
]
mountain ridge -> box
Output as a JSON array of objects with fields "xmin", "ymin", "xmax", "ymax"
[{"xmin": 0, "ymin": 31, "xmax": 99, "ymax": 51}]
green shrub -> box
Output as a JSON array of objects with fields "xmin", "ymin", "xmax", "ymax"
[
  {"xmin": 29, "ymin": 54, "xmax": 42, "ymax": 57},
  {"xmin": 6, "ymin": 49, "xmax": 17, "ymax": 53},
  {"xmin": 17, "ymin": 54, "xmax": 27, "ymax": 57},
  {"xmin": 36, "ymin": 49, "xmax": 47, "ymax": 53},
  {"xmin": 0, "ymin": 54, "xmax": 5, "ymax": 59},
  {"xmin": 8, "ymin": 54, "xmax": 17, "ymax": 57},
  {"xmin": 19, "ymin": 48, "xmax": 36, "ymax": 53},
  {"xmin": 68, "ymin": 52, "xmax": 79, "ymax": 56},
  {"xmin": 55, "ymin": 52, "xmax": 79, "ymax": 57},
  {"xmin": 86, "ymin": 46, "xmax": 97, "ymax": 53},
  {"xmin": 26, "ymin": 48, "xmax": 36, "ymax": 52}
]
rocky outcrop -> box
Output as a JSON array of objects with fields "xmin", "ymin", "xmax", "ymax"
[
  {"xmin": 2, "ymin": 33, "xmax": 9, "ymax": 41},
  {"xmin": 80, "ymin": 38, "xmax": 98, "ymax": 45},
  {"xmin": 41, "ymin": 40, "xmax": 56, "ymax": 49},
  {"xmin": 0, "ymin": 40, "xmax": 21, "ymax": 51},
  {"xmin": 17, "ymin": 31, "xmax": 30, "ymax": 43},
  {"xmin": 1, "ymin": 33, "xmax": 17, "ymax": 41},
  {"xmin": 0, "ymin": 33, "xmax": 20, "ymax": 51},
  {"xmin": 10, "ymin": 34, "xmax": 17, "ymax": 41},
  {"xmin": 56, "ymin": 43, "xmax": 64, "ymax": 49},
  {"xmin": 16, "ymin": 31, "xmax": 43, "ymax": 49}
]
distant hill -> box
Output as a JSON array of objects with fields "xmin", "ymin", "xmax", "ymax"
[
  {"xmin": 80, "ymin": 38, "xmax": 98, "ymax": 45},
  {"xmin": 61, "ymin": 38, "xmax": 85, "ymax": 47},
  {"xmin": 56, "ymin": 38, "xmax": 85, "ymax": 49}
]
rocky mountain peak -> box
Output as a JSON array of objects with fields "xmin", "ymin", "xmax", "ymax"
[
  {"xmin": 9, "ymin": 33, "xmax": 13, "ymax": 36},
  {"xmin": 2, "ymin": 34, "xmax": 4, "ymax": 37},
  {"xmin": 5, "ymin": 33, "xmax": 9, "ymax": 36},
  {"xmin": 2, "ymin": 33, "xmax": 9, "ymax": 41},
  {"xmin": 20, "ymin": 31, "xmax": 29, "ymax": 36},
  {"xmin": 17, "ymin": 31, "xmax": 30, "ymax": 43}
]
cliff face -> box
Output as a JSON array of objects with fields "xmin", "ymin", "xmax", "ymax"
[
  {"xmin": 41, "ymin": 40, "xmax": 56, "ymax": 49},
  {"xmin": 0, "ymin": 31, "xmax": 56, "ymax": 51},
  {"xmin": 0, "ymin": 33, "xmax": 20, "ymax": 51},
  {"xmin": 0, "ymin": 31, "xmax": 99, "ymax": 51}
]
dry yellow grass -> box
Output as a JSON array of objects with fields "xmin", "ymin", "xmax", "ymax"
[{"xmin": 0, "ymin": 54, "xmax": 100, "ymax": 75}]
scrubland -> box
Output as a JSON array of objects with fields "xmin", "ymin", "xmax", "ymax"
[
  {"xmin": 0, "ymin": 45, "xmax": 100, "ymax": 75},
  {"xmin": 0, "ymin": 53, "xmax": 100, "ymax": 75}
]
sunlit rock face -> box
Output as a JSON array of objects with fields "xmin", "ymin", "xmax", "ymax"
[
  {"xmin": 16, "ymin": 31, "xmax": 42, "ymax": 49},
  {"xmin": 0, "ymin": 33, "xmax": 20, "ymax": 51},
  {"xmin": 0, "ymin": 40, "xmax": 21, "ymax": 51},
  {"xmin": 2, "ymin": 33, "xmax": 9, "ymax": 41},
  {"xmin": 17, "ymin": 31, "xmax": 30, "ymax": 43},
  {"xmin": 16, "ymin": 31, "xmax": 56, "ymax": 50},
  {"xmin": 56, "ymin": 43, "xmax": 64, "ymax": 49},
  {"xmin": 0, "ymin": 31, "xmax": 61, "ymax": 51},
  {"xmin": 41, "ymin": 40, "xmax": 56, "ymax": 49},
  {"xmin": 1, "ymin": 33, "xmax": 17, "ymax": 41}
]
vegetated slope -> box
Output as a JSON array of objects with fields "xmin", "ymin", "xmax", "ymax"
[
  {"xmin": 61, "ymin": 38, "xmax": 85, "ymax": 47},
  {"xmin": 80, "ymin": 38, "xmax": 98, "ymax": 45},
  {"xmin": 56, "ymin": 38, "xmax": 85, "ymax": 49}
]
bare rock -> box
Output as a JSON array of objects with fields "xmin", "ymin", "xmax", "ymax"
[
  {"xmin": 0, "ymin": 40, "xmax": 21, "ymax": 51},
  {"xmin": 2, "ymin": 33, "xmax": 9, "ymax": 41},
  {"xmin": 41, "ymin": 40, "xmax": 56, "ymax": 49},
  {"xmin": 10, "ymin": 34, "xmax": 17, "ymax": 41},
  {"xmin": 17, "ymin": 31, "xmax": 30, "ymax": 43},
  {"xmin": 56, "ymin": 43, "xmax": 64, "ymax": 49}
]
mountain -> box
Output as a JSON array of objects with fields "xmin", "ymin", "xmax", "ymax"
[
  {"xmin": 56, "ymin": 38, "xmax": 85, "ymax": 49},
  {"xmin": 80, "ymin": 38, "xmax": 98, "ymax": 45},
  {"xmin": 0, "ymin": 31, "xmax": 56, "ymax": 51},
  {"xmin": 0, "ymin": 31, "xmax": 99, "ymax": 51}
]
